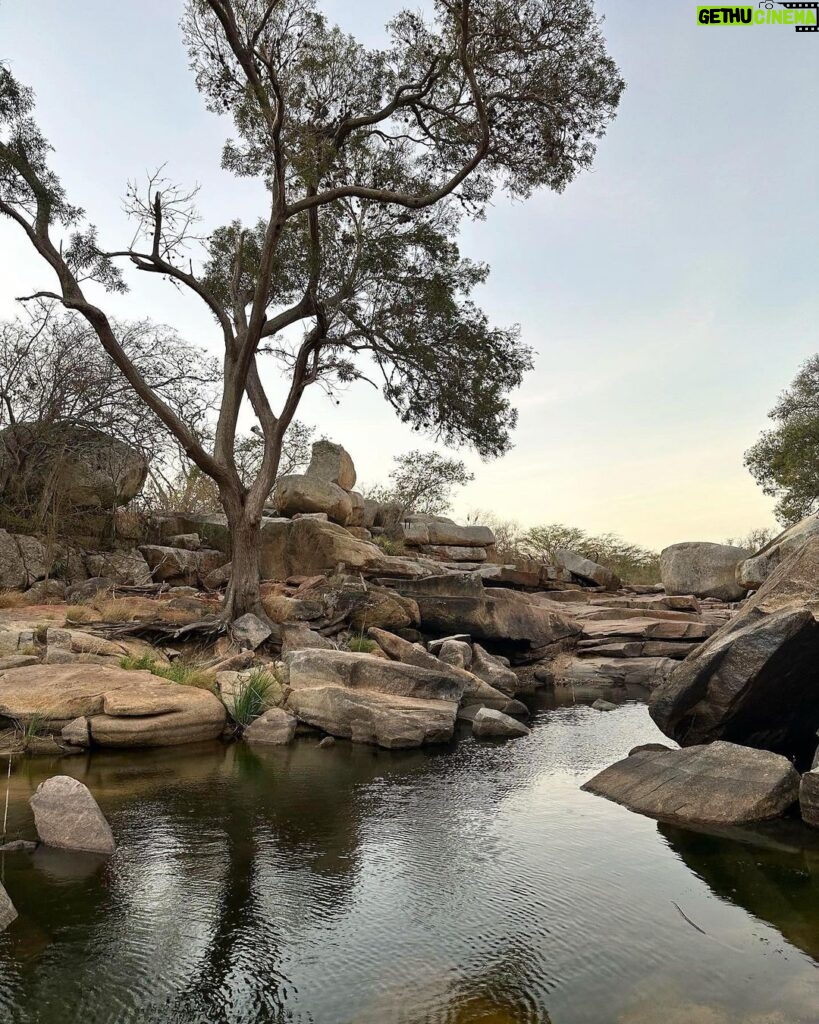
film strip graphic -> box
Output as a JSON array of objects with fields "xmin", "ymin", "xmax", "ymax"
[{"xmin": 778, "ymin": 2, "xmax": 819, "ymax": 31}]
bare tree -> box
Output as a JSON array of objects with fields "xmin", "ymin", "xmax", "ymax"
[{"xmin": 0, "ymin": 0, "xmax": 624, "ymax": 624}]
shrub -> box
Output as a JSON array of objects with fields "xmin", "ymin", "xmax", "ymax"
[
  {"xmin": 374, "ymin": 535, "xmax": 406, "ymax": 556},
  {"xmin": 119, "ymin": 652, "xmax": 214, "ymax": 690},
  {"xmin": 229, "ymin": 670, "xmax": 277, "ymax": 727},
  {"xmin": 347, "ymin": 635, "xmax": 378, "ymax": 654}
]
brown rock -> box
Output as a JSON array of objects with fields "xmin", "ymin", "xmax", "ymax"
[{"xmin": 30, "ymin": 775, "xmax": 115, "ymax": 854}]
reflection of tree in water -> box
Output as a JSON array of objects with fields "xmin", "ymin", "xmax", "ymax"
[{"xmin": 659, "ymin": 820, "xmax": 819, "ymax": 961}]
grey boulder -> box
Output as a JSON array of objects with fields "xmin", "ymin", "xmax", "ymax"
[
  {"xmin": 472, "ymin": 707, "xmax": 530, "ymax": 739},
  {"xmin": 659, "ymin": 541, "xmax": 749, "ymax": 601},
  {"xmin": 582, "ymin": 741, "xmax": 800, "ymax": 825},
  {"xmin": 244, "ymin": 708, "xmax": 297, "ymax": 746},
  {"xmin": 0, "ymin": 883, "xmax": 17, "ymax": 932},
  {"xmin": 30, "ymin": 775, "xmax": 116, "ymax": 854},
  {"xmin": 737, "ymin": 514, "xmax": 819, "ymax": 590}
]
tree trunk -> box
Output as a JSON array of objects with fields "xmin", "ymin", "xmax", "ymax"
[{"xmin": 221, "ymin": 498, "xmax": 266, "ymax": 623}]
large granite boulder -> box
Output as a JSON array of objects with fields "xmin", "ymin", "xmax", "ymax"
[
  {"xmin": 139, "ymin": 545, "xmax": 227, "ymax": 587},
  {"xmin": 0, "ymin": 529, "xmax": 27, "ymax": 589},
  {"xmin": 305, "ymin": 440, "xmax": 356, "ymax": 490},
  {"xmin": 472, "ymin": 707, "xmax": 530, "ymax": 739},
  {"xmin": 659, "ymin": 541, "xmax": 749, "ymax": 601},
  {"xmin": 0, "ymin": 883, "xmax": 16, "ymax": 932},
  {"xmin": 272, "ymin": 474, "xmax": 353, "ymax": 525},
  {"xmin": 85, "ymin": 548, "xmax": 152, "ymax": 586},
  {"xmin": 316, "ymin": 577, "xmax": 419, "ymax": 631},
  {"xmin": 282, "ymin": 648, "xmax": 465, "ymax": 703},
  {"xmin": 737, "ymin": 515, "xmax": 819, "ymax": 590},
  {"xmin": 650, "ymin": 537, "xmax": 819, "ymax": 761},
  {"xmin": 259, "ymin": 517, "xmax": 434, "ymax": 581},
  {"xmin": 800, "ymin": 768, "xmax": 819, "ymax": 828},
  {"xmin": 30, "ymin": 775, "xmax": 116, "ymax": 854},
  {"xmin": 388, "ymin": 573, "xmax": 581, "ymax": 662},
  {"xmin": 0, "ymin": 664, "xmax": 226, "ymax": 747},
  {"xmin": 582, "ymin": 741, "xmax": 800, "ymax": 825},
  {"xmin": 281, "ymin": 647, "xmax": 462, "ymax": 748},
  {"xmin": 555, "ymin": 548, "xmax": 621, "ymax": 591},
  {"xmin": 398, "ymin": 515, "xmax": 495, "ymax": 549},
  {"xmin": 286, "ymin": 685, "xmax": 456, "ymax": 748},
  {"xmin": 0, "ymin": 422, "xmax": 147, "ymax": 509}
]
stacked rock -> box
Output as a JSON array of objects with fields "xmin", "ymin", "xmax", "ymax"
[{"xmin": 271, "ymin": 441, "xmax": 367, "ymax": 529}]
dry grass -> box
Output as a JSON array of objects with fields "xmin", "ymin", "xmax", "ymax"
[
  {"xmin": 65, "ymin": 604, "xmax": 98, "ymax": 624},
  {"xmin": 157, "ymin": 607, "xmax": 202, "ymax": 626},
  {"xmin": 94, "ymin": 598, "xmax": 138, "ymax": 623},
  {"xmin": 261, "ymin": 593, "xmax": 300, "ymax": 623},
  {"xmin": 0, "ymin": 589, "xmax": 27, "ymax": 609},
  {"xmin": 119, "ymin": 652, "xmax": 215, "ymax": 691},
  {"xmin": 374, "ymin": 535, "xmax": 406, "ymax": 556}
]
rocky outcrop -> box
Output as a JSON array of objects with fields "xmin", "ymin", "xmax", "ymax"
[
  {"xmin": 259, "ymin": 517, "xmax": 435, "ymax": 581},
  {"xmin": 30, "ymin": 775, "xmax": 116, "ymax": 854},
  {"xmin": 650, "ymin": 537, "xmax": 819, "ymax": 761},
  {"xmin": 737, "ymin": 515, "xmax": 819, "ymax": 590},
  {"xmin": 244, "ymin": 708, "xmax": 297, "ymax": 746},
  {"xmin": 397, "ymin": 515, "xmax": 495, "ymax": 551},
  {"xmin": 472, "ymin": 707, "xmax": 530, "ymax": 739},
  {"xmin": 139, "ymin": 545, "xmax": 227, "ymax": 587},
  {"xmin": 555, "ymin": 549, "xmax": 620, "ymax": 591},
  {"xmin": 800, "ymin": 768, "xmax": 819, "ymax": 828},
  {"xmin": 306, "ymin": 440, "xmax": 356, "ymax": 490},
  {"xmin": 0, "ymin": 422, "xmax": 148, "ymax": 509},
  {"xmin": 659, "ymin": 541, "xmax": 749, "ymax": 601},
  {"xmin": 0, "ymin": 664, "xmax": 226, "ymax": 747},
  {"xmin": 0, "ymin": 529, "xmax": 27, "ymax": 589},
  {"xmin": 85, "ymin": 548, "xmax": 151, "ymax": 586},
  {"xmin": 387, "ymin": 573, "xmax": 581, "ymax": 661},
  {"xmin": 0, "ymin": 883, "xmax": 16, "ymax": 932},
  {"xmin": 280, "ymin": 647, "xmax": 463, "ymax": 748},
  {"xmin": 582, "ymin": 741, "xmax": 800, "ymax": 825},
  {"xmin": 272, "ymin": 474, "xmax": 353, "ymax": 525}
]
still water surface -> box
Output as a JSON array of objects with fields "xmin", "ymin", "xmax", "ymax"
[{"xmin": 0, "ymin": 695, "xmax": 817, "ymax": 1024}]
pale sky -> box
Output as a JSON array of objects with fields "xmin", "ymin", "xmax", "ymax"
[{"xmin": 1, "ymin": 1, "xmax": 817, "ymax": 550}]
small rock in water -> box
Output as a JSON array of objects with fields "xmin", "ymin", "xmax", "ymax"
[
  {"xmin": 318, "ymin": 736, "xmax": 336, "ymax": 748},
  {"xmin": 244, "ymin": 708, "xmax": 297, "ymax": 746},
  {"xmin": 592, "ymin": 699, "xmax": 618, "ymax": 711},
  {"xmin": 628, "ymin": 743, "xmax": 671, "ymax": 756},
  {"xmin": 472, "ymin": 707, "xmax": 530, "ymax": 739},
  {"xmin": 0, "ymin": 882, "xmax": 17, "ymax": 932},
  {"xmin": 0, "ymin": 840, "xmax": 37, "ymax": 853},
  {"xmin": 30, "ymin": 776, "xmax": 116, "ymax": 855}
]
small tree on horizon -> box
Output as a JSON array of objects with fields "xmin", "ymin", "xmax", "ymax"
[{"xmin": 0, "ymin": 0, "xmax": 624, "ymax": 626}]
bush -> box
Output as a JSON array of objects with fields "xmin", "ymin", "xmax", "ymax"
[
  {"xmin": 347, "ymin": 635, "xmax": 378, "ymax": 654},
  {"xmin": 119, "ymin": 653, "xmax": 213, "ymax": 690},
  {"xmin": 229, "ymin": 670, "xmax": 277, "ymax": 727}
]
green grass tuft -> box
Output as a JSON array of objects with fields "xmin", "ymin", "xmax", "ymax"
[{"xmin": 229, "ymin": 670, "xmax": 276, "ymax": 728}]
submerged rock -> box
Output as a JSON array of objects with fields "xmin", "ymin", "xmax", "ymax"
[
  {"xmin": 30, "ymin": 776, "xmax": 116, "ymax": 855},
  {"xmin": 472, "ymin": 707, "xmax": 530, "ymax": 739},
  {"xmin": 244, "ymin": 708, "xmax": 297, "ymax": 746},
  {"xmin": 0, "ymin": 883, "xmax": 17, "ymax": 932},
  {"xmin": 582, "ymin": 741, "xmax": 800, "ymax": 826}
]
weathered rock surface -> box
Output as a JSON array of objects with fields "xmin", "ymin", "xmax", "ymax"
[
  {"xmin": 470, "ymin": 643, "xmax": 519, "ymax": 695},
  {"xmin": 30, "ymin": 775, "xmax": 116, "ymax": 854},
  {"xmin": 231, "ymin": 613, "xmax": 272, "ymax": 650},
  {"xmin": 399, "ymin": 517, "xmax": 495, "ymax": 549},
  {"xmin": 280, "ymin": 624, "xmax": 335, "ymax": 657},
  {"xmin": 650, "ymin": 537, "xmax": 819, "ymax": 759},
  {"xmin": 552, "ymin": 655, "xmax": 677, "ymax": 691},
  {"xmin": 437, "ymin": 639, "xmax": 473, "ymax": 670},
  {"xmin": 800, "ymin": 768, "xmax": 819, "ymax": 828},
  {"xmin": 305, "ymin": 440, "xmax": 356, "ymax": 491},
  {"xmin": 259, "ymin": 517, "xmax": 434, "ymax": 581},
  {"xmin": 472, "ymin": 707, "xmax": 530, "ymax": 739},
  {"xmin": 660, "ymin": 542, "xmax": 749, "ymax": 601},
  {"xmin": 737, "ymin": 515, "xmax": 819, "ymax": 590},
  {"xmin": 0, "ymin": 529, "xmax": 28, "ymax": 589},
  {"xmin": 591, "ymin": 698, "xmax": 618, "ymax": 711},
  {"xmin": 555, "ymin": 549, "xmax": 621, "ymax": 591},
  {"xmin": 419, "ymin": 545, "xmax": 488, "ymax": 563},
  {"xmin": 273, "ymin": 474, "xmax": 353, "ymax": 525},
  {"xmin": 287, "ymin": 685, "xmax": 456, "ymax": 748},
  {"xmin": 139, "ymin": 545, "xmax": 226, "ymax": 587},
  {"xmin": 390, "ymin": 574, "xmax": 580, "ymax": 661},
  {"xmin": 244, "ymin": 708, "xmax": 297, "ymax": 746},
  {"xmin": 283, "ymin": 648, "xmax": 465, "ymax": 703},
  {"xmin": 0, "ymin": 664, "xmax": 226, "ymax": 747},
  {"xmin": 85, "ymin": 549, "xmax": 151, "ymax": 586},
  {"xmin": 0, "ymin": 423, "xmax": 148, "ymax": 509},
  {"xmin": 582, "ymin": 742, "xmax": 800, "ymax": 825},
  {"xmin": 0, "ymin": 883, "xmax": 18, "ymax": 932}
]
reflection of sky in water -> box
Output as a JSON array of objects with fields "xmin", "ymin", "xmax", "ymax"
[{"xmin": 0, "ymin": 698, "xmax": 817, "ymax": 1024}]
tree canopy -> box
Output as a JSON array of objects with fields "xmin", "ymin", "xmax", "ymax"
[{"xmin": 745, "ymin": 354, "xmax": 819, "ymax": 525}]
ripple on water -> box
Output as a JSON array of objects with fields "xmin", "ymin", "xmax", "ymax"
[{"xmin": 0, "ymin": 700, "xmax": 817, "ymax": 1024}]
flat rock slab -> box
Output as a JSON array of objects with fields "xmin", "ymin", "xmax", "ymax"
[
  {"xmin": 30, "ymin": 775, "xmax": 116, "ymax": 855},
  {"xmin": 286, "ymin": 684, "xmax": 456, "ymax": 749},
  {"xmin": 582, "ymin": 741, "xmax": 800, "ymax": 826},
  {"xmin": 0, "ymin": 882, "xmax": 17, "ymax": 932},
  {"xmin": 0, "ymin": 664, "xmax": 226, "ymax": 748}
]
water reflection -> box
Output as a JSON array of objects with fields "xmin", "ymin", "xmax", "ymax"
[{"xmin": 0, "ymin": 700, "xmax": 817, "ymax": 1024}]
